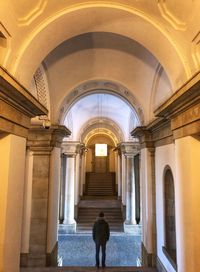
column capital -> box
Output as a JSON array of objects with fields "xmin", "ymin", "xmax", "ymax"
[
  {"xmin": 61, "ymin": 141, "xmax": 85, "ymax": 156},
  {"xmin": 118, "ymin": 142, "xmax": 140, "ymax": 157},
  {"xmin": 131, "ymin": 126, "xmax": 154, "ymax": 148},
  {"xmin": 27, "ymin": 124, "xmax": 71, "ymax": 151}
]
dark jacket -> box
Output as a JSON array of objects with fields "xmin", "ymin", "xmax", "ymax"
[{"xmin": 93, "ymin": 217, "xmax": 110, "ymax": 245}]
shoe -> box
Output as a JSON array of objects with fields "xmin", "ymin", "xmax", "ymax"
[
  {"xmin": 95, "ymin": 264, "xmax": 99, "ymax": 268},
  {"xmin": 102, "ymin": 264, "xmax": 106, "ymax": 268}
]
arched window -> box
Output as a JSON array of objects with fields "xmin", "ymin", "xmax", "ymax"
[{"xmin": 163, "ymin": 167, "xmax": 177, "ymax": 269}]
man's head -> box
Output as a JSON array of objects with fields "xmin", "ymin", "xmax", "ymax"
[{"xmin": 99, "ymin": 212, "xmax": 104, "ymax": 218}]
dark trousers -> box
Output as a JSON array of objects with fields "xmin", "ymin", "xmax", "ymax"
[{"xmin": 95, "ymin": 243, "xmax": 106, "ymax": 266}]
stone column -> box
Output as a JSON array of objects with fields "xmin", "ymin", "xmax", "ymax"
[
  {"xmin": 61, "ymin": 141, "xmax": 84, "ymax": 233},
  {"xmin": 75, "ymin": 152, "xmax": 80, "ymax": 206},
  {"xmin": 124, "ymin": 154, "xmax": 136, "ymax": 226},
  {"xmin": 20, "ymin": 125, "xmax": 70, "ymax": 267},
  {"xmin": 63, "ymin": 154, "xmax": 77, "ymax": 233},
  {"xmin": 117, "ymin": 153, "xmax": 122, "ymax": 199},
  {"xmin": 59, "ymin": 154, "xmax": 66, "ymax": 224},
  {"xmin": 120, "ymin": 142, "xmax": 141, "ymax": 234},
  {"xmin": 121, "ymin": 153, "xmax": 126, "ymax": 205},
  {"xmin": 80, "ymin": 149, "xmax": 86, "ymax": 196}
]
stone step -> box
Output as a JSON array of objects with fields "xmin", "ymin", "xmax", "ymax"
[
  {"xmin": 85, "ymin": 172, "xmax": 116, "ymax": 196},
  {"xmin": 77, "ymin": 205, "xmax": 123, "ymax": 232}
]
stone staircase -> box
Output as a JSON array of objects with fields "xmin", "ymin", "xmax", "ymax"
[
  {"xmin": 77, "ymin": 206, "xmax": 123, "ymax": 232},
  {"xmin": 85, "ymin": 172, "xmax": 116, "ymax": 196}
]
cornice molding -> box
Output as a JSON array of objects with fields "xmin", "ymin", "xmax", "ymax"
[
  {"xmin": 27, "ymin": 125, "xmax": 71, "ymax": 149},
  {"xmin": 0, "ymin": 66, "xmax": 48, "ymax": 117},
  {"xmin": 61, "ymin": 141, "xmax": 85, "ymax": 155},
  {"xmin": 118, "ymin": 141, "xmax": 140, "ymax": 156},
  {"xmin": 0, "ymin": 66, "xmax": 48, "ymax": 137},
  {"xmin": 132, "ymin": 72, "xmax": 200, "ymax": 145},
  {"xmin": 154, "ymin": 71, "xmax": 200, "ymax": 119}
]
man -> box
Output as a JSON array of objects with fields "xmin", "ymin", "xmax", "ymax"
[{"xmin": 92, "ymin": 211, "xmax": 110, "ymax": 268}]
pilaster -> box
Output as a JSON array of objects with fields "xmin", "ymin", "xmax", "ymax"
[
  {"xmin": 20, "ymin": 125, "xmax": 70, "ymax": 267},
  {"xmin": 131, "ymin": 129, "xmax": 156, "ymax": 267}
]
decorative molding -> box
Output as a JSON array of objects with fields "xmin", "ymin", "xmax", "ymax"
[
  {"xmin": 27, "ymin": 125, "xmax": 71, "ymax": 150},
  {"xmin": 157, "ymin": 0, "xmax": 186, "ymax": 31},
  {"xmin": 34, "ymin": 67, "xmax": 48, "ymax": 108},
  {"xmin": 0, "ymin": 22, "xmax": 11, "ymax": 39},
  {"xmin": 119, "ymin": 142, "xmax": 140, "ymax": 156},
  {"xmin": 61, "ymin": 141, "xmax": 84, "ymax": 155},
  {"xmin": 131, "ymin": 118, "xmax": 173, "ymax": 148},
  {"xmin": 79, "ymin": 117, "xmax": 124, "ymax": 144},
  {"xmin": 154, "ymin": 71, "xmax": 200, "ymax": 119},
  {"xmin": 58, "ymin": 80, "xmax": 144, "ymax": 126},
  {"xmin": 0, "ymin": 66, "xmax": 47, "ymax": 117},
  {"xmin": 0, "ymin": 66, "xmax": 47, "ymax": 137},
  {"xmin": 191, "ymin": 31, "xmax": 200, "ymax": 69},
  {"xmin": 18, "ymin": 0, "xmax": 48, "ymax": 26},
  {"xmin": 133, "ymin": 71, "xmax": 200, "ymax": 144}
]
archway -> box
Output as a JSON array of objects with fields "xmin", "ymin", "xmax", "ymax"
[{"xmin": 57, "ymin": 90, "xmax": 142, "ymax": 266}]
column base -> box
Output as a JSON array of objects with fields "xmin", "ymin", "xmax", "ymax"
[
  {"xmin": 20, "ymin": 242, "xmax": 58, "ymax": 267},
  {"xmin": 123, "ymin": 221, "xmax": 142, "ymax": 235},
  {"xmin": 59, "ymin": 221, "xmax": 77, "ymax": 234},
  {"xmin": 141, "ymin": 242, "xmax": 156, "ymax": 267},
  {"xmin": 20, "ymin": 253, "xmax": 47, "ymax": 267}
]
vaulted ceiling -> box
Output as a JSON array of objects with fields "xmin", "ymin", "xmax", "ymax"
[{"xmin": 0, "ymin": 1, "xmax": 199, "ymax": 141}]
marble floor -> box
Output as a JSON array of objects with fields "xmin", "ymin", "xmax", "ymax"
[{"xmin": 58, "ymin": 233, "xmax": 141, "ymax": 267}]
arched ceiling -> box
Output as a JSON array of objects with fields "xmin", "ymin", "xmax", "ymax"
[
  {"xmin": 64, "ymin": 93, "xmax": 138, "ymax": 142},
  {"xmin": 0, "ymin": 0, "xmax": 199, "ymax": 90},
  {"xmin": 44, "ymin": 32, "xmax": 165, "ymax": 124},
  {"xmin": 0, "ymin": 0, "xmax": 199, "ymax": 135}
]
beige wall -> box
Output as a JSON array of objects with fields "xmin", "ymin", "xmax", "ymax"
[
  {"xmin": 175, "ymin": 136, "xmax": 200, "ymax": 272},
  {"xmin": 0, "ymin": 134, "xmax": 26, "ymax": 272}
]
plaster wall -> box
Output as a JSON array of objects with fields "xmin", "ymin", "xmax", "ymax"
[
  {"xmin": 47, "ymin": 147, "xmax": 61, "ymax": 253},
  {"xmin": 175, "ymin": 136, "xmax": 200, "ymax": 272},
  {"xmin": 0, "ymin": 134, "xmax": 26, "ymax": 272},
  {"xmin": 155, "ymin": 144, "xmax": 176, "ymax": 272}
]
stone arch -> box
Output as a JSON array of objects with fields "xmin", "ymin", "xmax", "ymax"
[
  {"xmin": 7, "ymin": 3, "xmax": 190, "ymax": 89},
  {"xmin": 79, "ymin": 117, "xmax": 125, "ymax": 145},
  {"xmin": 58, "ymin": 79, "xmax": 144, "ymax": 126}
]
